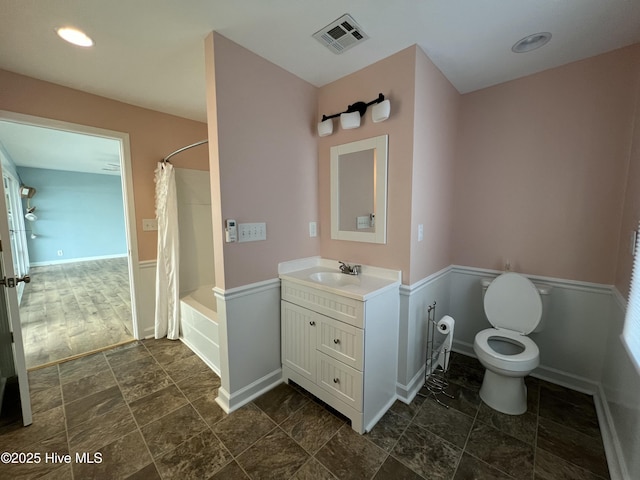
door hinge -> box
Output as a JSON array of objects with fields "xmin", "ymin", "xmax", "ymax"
[{"xmin": 10, "ymin": 332, "xmax": 14, "ymax": 343}]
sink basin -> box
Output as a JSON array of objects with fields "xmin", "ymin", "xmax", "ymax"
[{"xmin": 308, "ymin": 272, "xmax": 360, "ymax": 287}]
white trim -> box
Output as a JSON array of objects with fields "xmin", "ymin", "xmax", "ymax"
[
  {"xmin": 595, "ymin": 384, "xmax": 630, "ymax": 480},
  {"xmin": 213, "ymin": 277, "xmax": 280, "ymax": 300},
  {"xmin": 30, "ymin": 253, "xmax": 127, "ymax": 266},
  {"xmin": 400, "ymin": 265, "xmax": 451, "ymax": 295},
  {"xmin": 330, "ymin": 135, "xmax": 388, "ymax": 244},
  {"xmin": 450, "ymin": 264, "xmax": 614, "ymax": 295},
  {"xmin": 452, "ymin": 339, "xmax": 600, "ymax": 395},
  {"xmin": 396, "ymin": 364, "xmax": 426, "ymax": 403},
  {"xmin": 215, "ymin": 369, "xmax": 283, "ymax": 413},
  {"xmin": 0, "ymin": 110, "xmax": 142, "ymax": 339},
  {"xmin": 612, "ymin": 286, "xmax": 626, "ymax": 310}
]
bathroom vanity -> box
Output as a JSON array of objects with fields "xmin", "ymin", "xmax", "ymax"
[{"xmin": 279, "ymin": 260, "xmax": 400, "ymax": 433}]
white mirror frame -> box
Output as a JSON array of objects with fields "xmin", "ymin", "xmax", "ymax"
[{"xmin": 330, "ymin": 134, "xmax": 388, "ymax": 244}]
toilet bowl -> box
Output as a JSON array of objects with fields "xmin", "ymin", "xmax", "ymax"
[{"xmin": 473, "ymin": 272, "xmax": 546, "ymax": 415}]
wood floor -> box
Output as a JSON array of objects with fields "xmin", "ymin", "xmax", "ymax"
[{"xmin": 19, "ymin": 258, "xmax": 134, "ymax": 369}]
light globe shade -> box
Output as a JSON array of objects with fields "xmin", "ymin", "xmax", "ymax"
[
  {"xmin": 317, "ymin": 118, "xmax": 333, "ymax": 137},
  {"xmin": 372, "ymin": 99, "xmax": 390, "ymax": 123},
  {"xmin": 340, "ymin": 111, "xmax": 361, "ymax": 129}
]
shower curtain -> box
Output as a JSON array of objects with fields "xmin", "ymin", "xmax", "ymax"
[{"xmin": 154, "ymin": 162, "xmax": 180, "ymax": 340}]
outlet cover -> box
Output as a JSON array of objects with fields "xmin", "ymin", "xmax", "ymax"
[
  {"xmin": 356, "ymin": 216, "xmax": 370, "ymax": 229},
  {"xmin": 142, "ymin": 218, "xmax": 158, "ymax": 231}
]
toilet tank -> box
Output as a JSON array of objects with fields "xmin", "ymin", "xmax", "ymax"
[{"xmin": 481, "ymin": 277, "xmax": 552, "ymax": 333}]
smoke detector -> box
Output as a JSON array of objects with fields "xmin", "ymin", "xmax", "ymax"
[{"xmin": 313, "ymin": 14, "xmax": 369, "ymax": 54}]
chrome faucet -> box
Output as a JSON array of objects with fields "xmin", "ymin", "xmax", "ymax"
[{"xmin": 339, "ymin": 261, "xmax": 361, "ymax": 276}]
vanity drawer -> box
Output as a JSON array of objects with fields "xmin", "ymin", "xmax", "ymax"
[
  {"xmin": 281, "ymin": 281, "xmax": 364, "ymax": 328},
  {"xmin": 316, "ymin": 352, "xmax": 363, "ymax": 410},
  {"xmin": 317, "ymin": 315, "xmax": 363, "ymax": 370}
]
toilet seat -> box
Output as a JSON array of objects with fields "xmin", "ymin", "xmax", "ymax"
[
  {"xmin": 474, "ymin": 328, "xmax": 539, "ymax": 373},
  {"xmin": 484, "ymin": 272, "xmax": 542, "ymax": 334}
]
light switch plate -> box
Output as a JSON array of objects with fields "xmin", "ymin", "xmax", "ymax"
[{"xmin": 238, "ymin": 222, "xmax": 267, "ymax": 242}]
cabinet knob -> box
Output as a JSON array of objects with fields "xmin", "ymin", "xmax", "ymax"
[
  {"xmin": 309, "ymin": 321, "xmax": 316, "ymax": 326},
  {"xmin": 333, "ymin": 338, "xmax": 340, "ymax": 344},
  {"xmin": 333, "ymin": 378, "xmax": 340, "ymax": 384}
]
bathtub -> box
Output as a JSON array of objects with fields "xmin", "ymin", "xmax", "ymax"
[{"xmin": 180, "ymin": 285, "xmax": 220, "ymax": 375}]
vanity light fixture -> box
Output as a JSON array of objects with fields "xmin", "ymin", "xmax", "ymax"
[
  {"xmin": 511, "ymin": 32, "xmax": 551, "ymax": 53},
  {"xmin": 317, "ymin": 93, "xmax": 390, "ymax": 136},
  {"xmin": 55, "ymin": 27, "xmax": 94, "ymax": 47}
]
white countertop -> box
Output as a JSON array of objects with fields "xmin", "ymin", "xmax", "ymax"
[{"xmin": 279, "ymin": 259, "xmax": 401, "ymax": 301}]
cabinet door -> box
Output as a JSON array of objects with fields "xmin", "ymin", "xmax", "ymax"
[
  {"xmin": 317, "ymin": 315, "xmax": 363, "ymax": 370},
  {"xmin": 281, "ymin": 301, "xmax": 317, "ymax": 382}
]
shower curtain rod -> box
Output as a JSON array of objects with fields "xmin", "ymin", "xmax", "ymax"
[{"xmin": 163, "ymin": 139, "xmax": 208, "ymax": 163}]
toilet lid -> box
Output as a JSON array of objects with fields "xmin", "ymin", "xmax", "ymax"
[{"xmin": 484, "ymin": 272, "xmax": 542, "ymax": 334}]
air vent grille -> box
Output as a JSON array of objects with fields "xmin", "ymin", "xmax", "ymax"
[{"xmin": 313, "ymin": 14, "xmax": 369, "ymax": 55}]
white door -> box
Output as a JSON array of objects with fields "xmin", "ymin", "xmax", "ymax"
[{"xmin": 0, "ymin": 160, "xmax": 31, "ymax": 426}]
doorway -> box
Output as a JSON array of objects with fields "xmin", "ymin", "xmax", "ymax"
[{"xmin": 0, "ymin": 111, "xmax": 141, "ymax": 369}]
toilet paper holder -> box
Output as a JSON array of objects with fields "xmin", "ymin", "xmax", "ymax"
[{"xmin": 418, "ymin": 301, "xmax": 455, "ymax": 408}]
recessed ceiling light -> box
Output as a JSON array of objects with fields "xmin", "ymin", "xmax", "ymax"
[
  {"xmin": 55, "ymin": 27, "xmax": 94, "ymax": 47},
  {"xmin": 511, "ymin": 32, "xmax": 551, "ymax": 53}
]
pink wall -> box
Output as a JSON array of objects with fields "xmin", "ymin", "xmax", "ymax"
[
  {"xmin": 318, "ymin": 46, "xmax": 416, "ymax": 283},
  {"xmin": 615, "ymin": 46, "xmax": 640, "ymax": 296},
  {"xmin": 204, "ymin": 33, "xmax": 319, "ymax": 290},
  {"xmin": 318, "ymin": 45, "xmax": 460, "ymax": 285},
  {"xmin": 0, "ymin": 69, "xmax": 208, "ymax": 261},
  {"xmin": 409, "ymin": 48, "xmax": 460, "ymax": 284},
  {"xmin": 452, "ymin": 46, "xmax": 639, "ymax": 284}
]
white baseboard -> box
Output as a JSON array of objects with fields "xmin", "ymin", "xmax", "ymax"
[
  {"xmin": 594, "ymin": 384, "xmax": 629, "ymax": 480},
  {"xmin": 396, "ymin": 365, "xmax": 426, "ymax": 404},
  {"xmin": 215, "ymin": 369, "xmax": 282, "ymax": 414},
  {"xmin": 30, "ymin": 253, "xmax": 127, "ymax": 266},
  {"xmin": 452, "ymin": 339, "xmax": 600, "ymax": 395}
]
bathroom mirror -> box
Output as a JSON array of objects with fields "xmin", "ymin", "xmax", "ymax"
[{"xmin": 330, "ymin": 134, "xmax": 388, "ymax": 244}]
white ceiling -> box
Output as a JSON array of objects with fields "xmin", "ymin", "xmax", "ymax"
[
  {"xmin": 0, "ymin": 0, "xmax": 639, "ymax": 174},
  {"xmin": 0, "ymin": 121, "xmax": 121, "ymax": 176}
]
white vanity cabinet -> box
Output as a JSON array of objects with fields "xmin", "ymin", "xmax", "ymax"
[{"xmin": 280, "ymin": 278, "xmax": 399, "ymax": 433}]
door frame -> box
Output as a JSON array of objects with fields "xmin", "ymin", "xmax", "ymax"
[{"xmin": 0, "ymin": 110, "xmax": 143, "ymax": 340}]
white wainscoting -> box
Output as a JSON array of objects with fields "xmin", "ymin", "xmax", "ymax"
[
  {"xmin": 448, "ymin": 265, "xmax": 612, "ymax": 392},
  {"xmin": 137, "ymin": 260, "xmax": 157, "ymax": 339},
  {"xmin": 397, "ymin": 266, "xmax": 452, "ymax": 403},
  {"xmin": 398, "ymin": 264, "xmax": 634, "ymax": 479},
  {"xmin": 596, "ymin": 289, "xmax": 640, "ymax": 480},
  {"xmin": 213, "ymin": 279, "xmax": 283, "ymax": 414}
]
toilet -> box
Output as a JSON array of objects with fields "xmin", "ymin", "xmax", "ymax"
[{"xmin": 473, "ymin": 272, "xmax": 551, "ymax": 415}]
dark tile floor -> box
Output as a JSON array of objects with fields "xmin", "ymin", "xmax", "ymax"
[{"xmin": 0, "ymin": 343, "xmax": 610, "ymax": 479}]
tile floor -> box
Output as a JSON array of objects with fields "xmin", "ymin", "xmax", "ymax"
[
  {"xmin": 0, "ymin": 343, "xmax": 610, "ymax": 479},
  {"xmin": 20, "ymin": 258, "xmax": 134, "ymax": 368}
]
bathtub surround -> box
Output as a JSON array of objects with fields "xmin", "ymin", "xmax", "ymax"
[{"xmin": 175, "ymin": 168, "xmax": 214, "ymax": 295}]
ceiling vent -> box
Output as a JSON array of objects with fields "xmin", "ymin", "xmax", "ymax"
[{"xmin": 313, "ymin": 14, "xmax": 369, "ymax": 54}]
